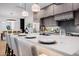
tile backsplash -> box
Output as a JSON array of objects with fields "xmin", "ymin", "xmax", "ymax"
[{"xmin": 57, "ymin": 19, "xmax": 79, "ymax": 33}]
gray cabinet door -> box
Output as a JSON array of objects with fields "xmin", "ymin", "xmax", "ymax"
[
  {"xmin": 40, "ymin": 3, "xmax": 73, "ymax": 18},
  {"xmin": 45, "ymin": 5, "xmax": 54, "ymax": 17},
  {"xmin": 54, "ymin": 3, "xmax": 72, "ymax": 15},
  {"xmin": 54, "ymin": 4, "xmax": 63, "ymax": 15},
  {"xmin": 43, "ymin": 5, "xmax": 54, "ymax": 17},
  {"xmin": 54, "ymin": 12, "xmax": 73, "ymax": 21},
  {"xmin": 75, "ymin": 11, "xmax": 79, "ymax": 25},
  {"xmin": 63, "ymin": 3, "xmax": 72, "ymax": 12},
  {"xmin": 73, "ymin": 3, "xmax": 79, "ymax": 10},
  {"xmin": 43, "ymin": 17, "xmax": 57, "ymax": 27},
  {"xmin": 39, "ymin": 10, "xmax": 45, "ymax": 18}
]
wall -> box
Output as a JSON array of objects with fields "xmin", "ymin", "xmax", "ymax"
[
  {"xmin": 0, "ymin": 3, "xmax": 52, "ymax": 34},
  {"xmin": 0, "ymin": 16, "xmax": 20, "ymax": 32}
]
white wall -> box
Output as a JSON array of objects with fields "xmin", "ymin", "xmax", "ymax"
[
  {"xmin": 0, "ymin": 3, "xmax": 51, "ymax": 33},
  {"xmin": 0, "ymin": 17, "xmax": 20, "ymax": 32}
]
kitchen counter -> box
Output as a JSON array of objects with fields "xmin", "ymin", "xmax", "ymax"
[{"xmin": 12, "ymin": 34, "xmax": 79, "ymax": 56}]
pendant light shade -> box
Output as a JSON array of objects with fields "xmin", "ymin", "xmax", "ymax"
[{"xmin": 32, "ymin": 3, "xmax": 40, "ymax": 12}]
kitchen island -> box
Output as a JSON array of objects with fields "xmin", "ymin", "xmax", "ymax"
[{"xmin": 12, "ymin": 33, "xmax": 79, "ymax": 56}]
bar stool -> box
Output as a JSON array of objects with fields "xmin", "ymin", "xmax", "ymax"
[
  {"xmin": 13, "ymin": 38, "xmax": 21, "ymax": 56},
  {"xmin": 18, "ymin": 40, "xmax": 38, "ymax": 56},
  {"xmin": 5, "ymin": 34, "xmax": 12, "ymax": 56},
  {"xmin": 10, "ymin": 35, "xmax": 20, "ymax": 56}
]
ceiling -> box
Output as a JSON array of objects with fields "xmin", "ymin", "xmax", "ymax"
[{"xmin": 0, "ymin": 3, "xmax": 51, "ymax": 19}]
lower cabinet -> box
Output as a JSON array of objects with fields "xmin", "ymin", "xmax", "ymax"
[{"xmin": 36, "ymin": 46, "xmax": 64, "ymax": 56}]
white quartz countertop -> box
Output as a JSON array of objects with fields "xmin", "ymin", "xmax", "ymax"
[{"xmin": 13, "ymin": 34, "xmax": 79, "ymax": 55}]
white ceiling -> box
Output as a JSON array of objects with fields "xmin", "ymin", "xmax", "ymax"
[{"xmin": 0, "ymin": 3, "xmax": 51, "ymax": 19}]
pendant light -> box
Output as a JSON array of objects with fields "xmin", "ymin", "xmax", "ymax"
[
  {"xmin": 32, "ymin": 3, "xmax": 40, "ymax": 13},
  {"xmin": 22, "ymin": 3, "xmax": 28, "ymax": 17}
]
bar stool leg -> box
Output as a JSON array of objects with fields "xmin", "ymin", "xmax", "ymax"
[
  {"xmin": 5, "ymin": 44, "xmax": 9, "ymax": 56},
  {"xmin": 11, "ymin": 50, "xmax": 14, "ymax": 56},
  {"xmin": 7, "ymin": 46, "xmax": 11, "ymax": 56},
  {"xmin": 5, "ymin": 44, "xmax": 11, "ymax": 56}
]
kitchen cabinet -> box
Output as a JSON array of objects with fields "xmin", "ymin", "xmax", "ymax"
[
  {"xmin": 73, "ymin": 3, "xmax": 79, "ymax": 11},
  {"xmin": 54, "ymin": 4, "xmax": 64, "ymax": 15},
  {"xmin": 43, "ymin": 5, "xmax": 54, "ymax": 17},
  {"xmin": 40, "ymin": 3, "xmax": 73, "ymax": 18},
  {"xmin": 54, "ymin": 12, "xmax": 73, "ymax": 21},
  {"xmin": 63, "ymin": 3, "xmax": 72, "ymax": 12},
  {"xmin": 36, "ymin": 45, "xmax": 63, "ymax": 56},
  {"xmin": 39, "ymin": 10, "xmax": 45, "ymax": 18},
  {"xmin": 40, "ymin": 5, "xmax": 54, "ymax": 18},
  {"xmin": 43, "ymin": 17, "xmax": 57, "ymax": 27},
  {"xmin": 75, "ymin": 11, "xmax": 79, "ymax": 25},
  {"xmin": 54, "ymin": 3, "xmax": 72, "ymax": 15}
]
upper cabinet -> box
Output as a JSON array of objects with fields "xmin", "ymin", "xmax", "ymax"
[
  {"xmin": 38, "ymin": 10, "xmax": 45, "ymax": 18},
  {"xmin": 43, "ymin": 5, "xmax": 54, "ymax": 17},
  {"xmin": 40, "ymin": 5, "xmax": 54, "ymax": 18},
  {"xmin": 73, "ymin": 3, "xmax": 79, "ymax": 25},
  {"xmin": 40, "ymin": 3, "xmax": 76, "ymax": 18},
  {"xmin": 54, "ymin": 3, "xmax": 73, "ymax": 15},
  {"xmin": 54, "ymin": 12, "xmax": 73, "ymax": 21},
  {"xmin": 54, "ymin": 4, "xmax": 63, "ymax": 15},
  {"xmin": 73, "ymin": 3, "xmax": 79, "ymax": 11},
  {"xmin": 63, "ymin": 3, "xmax": 73, "ymax": 12}
]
